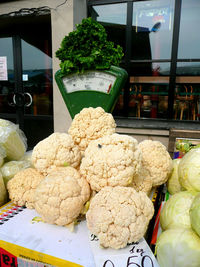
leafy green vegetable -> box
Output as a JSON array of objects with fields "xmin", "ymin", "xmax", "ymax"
[
  {"xmin": 176, "ymin": 139, "xmax": 200, "ymax": 154},
  {"xmin": 178, "ymin": 147, "xmax": 200, "ymax": 191},
  {"xmin": 175, "ymin": 139, "xmax": 192, "ymax": 153},
  {"xmin": 167, "ymin": 158, "xmax": 184, "ymax": 195},
  {"xmin": 156, "ymin": 228, "xmax": 200, "ymax": 267},
  {"xmin": 1, "ymin": 160, "xmax": 31, "ymax": 187},
  {"xmin": 160, "ymin": 191, "xmax": 197, "ymax": 230},
  {"xmin": 56, "ymin": 17, "xmax": 124, "ymax": 75},
  {"xmin": 0, "ymin": 145, "xmax": 6, "ymax": 167},
  {"xmin": 190, "ymin": 193, "xmax": 200, "ymax": 237},
  {"xmin": 0, "ymin": 119, "xmax": 27, "ymax": 161},
  {"xmin": 0, "ymin": 172, "xmax": 7, "ymax": 206}
]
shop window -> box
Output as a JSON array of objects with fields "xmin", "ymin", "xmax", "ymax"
[
  {"xmin": 0, "ymin": 37, "xmax": 15, "ymax": 114},
  {"xmin": 0, "ymin": 13, "xmax": 53, "ymax": 149},
  {"xmin": 132, "ymin": 0, "xmax": 174, "ymax": 61},
  {"xmin": 127, "ymin": 82, "xmax": 169, "ymax": 119},
  {"xmin": 21, "ymin": 39, "xmax": 53, "ymax": 116},
  {"xmin": 178, "ymin": 0, "xmax": 200, "ymax": 59},
  {"xmin": 89, "ymin": 0, "xmax": 200, "ymax": 124},
  {"xmin": 90, "ymin": 3, "xmax": 127, "ymax": 59},
  {"xmin": 129, "ymin": 62, "xmax": 171, "ymax": 77},
  {"xmin": 176, "ymin": 62, "xmax": 200, "ymax": 76},
  {"xmin": 174, "ymin": 84, "xmax": 200, "ymax": 121}
]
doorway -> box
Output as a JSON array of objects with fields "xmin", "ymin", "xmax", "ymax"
[{"xmin": 0, "ymin": 13, "xmax": 53, "ymax": 149}]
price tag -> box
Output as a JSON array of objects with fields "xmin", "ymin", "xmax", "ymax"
[{"xmin": 89, "ymin": 234, "xmax": 160, "ymax": 267}]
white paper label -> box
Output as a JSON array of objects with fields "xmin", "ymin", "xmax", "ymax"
[
  {"xmin": 89, "ymin": 234, "xmax": 160, "ymax": 267},
  {"xmin": 23, "ymin": 74, "xmax": 28, "ymax": 81},
  {"xmin": 0, "ymin": 56, "xmax": 8, "ymax": 81}
]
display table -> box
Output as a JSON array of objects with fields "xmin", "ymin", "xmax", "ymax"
[{"xmin": 0, "ymin": 202, "xmax": 159, "ymax": 267}]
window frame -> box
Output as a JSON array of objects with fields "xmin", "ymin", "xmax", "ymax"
[{"xmin": 88, "ymin": 0, "xmax": 200, "ymax": 129}]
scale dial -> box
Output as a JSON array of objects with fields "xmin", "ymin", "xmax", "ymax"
[{"xmin": 62, "ymin": 70, "xmax": 116, "ymax": 94}]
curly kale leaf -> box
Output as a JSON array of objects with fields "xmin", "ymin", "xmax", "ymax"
[{"xmin": 55, "ymin": 17, "xmax": 124, "ymax": 75}]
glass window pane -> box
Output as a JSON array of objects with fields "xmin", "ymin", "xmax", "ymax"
[
  {"xmin": 174, "ymin": 84, "xmax": 200, "ymax": 121},
  {"xmin": 92, "ymin": 3, "xmax": 126, "ymax": 25},
  {"xmin": 176, "ymin": 62, "xmax": 200, "ymax": 76},
  {"xmin": 0, "ymin": 37, "xmax": 15, "ymax": 114},
  {"xmin": 130, "ymin": 62, "xmax": 171, "ymax": 76},
  {"xmin": 128, "ymin": 83, "xmax": 169, "ymax": 119},
  {"xmin": 178, "ymin": 0, "xmax": 200, "ymax": 59},
  {"xmin": 91, "ymin": 3, "xmax": 127, "ymax": 56},
  {"xmin": 21, "ymin": 39, "xmax": 53, "ymax": 116},
  {"xmin": 132, "ymin": 0, "xmax": 174, "ymax": 60}
]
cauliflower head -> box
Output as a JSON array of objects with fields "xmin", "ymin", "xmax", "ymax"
[
  {"xmin": 34, "ymin": 167, "xmax": 91, "ymax": 226},
  {"xmin": 138, "ymin": 140, "xmax": 172, "ymax": 187},
  {"xmin": 31, "ymin": 133, "xmax": 81, "ymax": 176},
  {"xmin": 68, "ymin": 107, "xmax": 116, "ymax": 153},
  {"xmin": 80, "ymin": 133, "xmax": 142, "ymax": 192},
  {"xmin": 131, "ymin": 164, "xmax": 153, "ymax": 195},
  {"xmin": 7, "ymin": 168, "xmax": 44, "ymax": 209},
  {"xmin": 86, "ymin": 186, "xmax": 154, "ymax": 249}
]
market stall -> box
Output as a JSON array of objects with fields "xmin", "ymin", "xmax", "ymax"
[
  {"xmin": 1, "ymin": 17, "xmax": 200, "ymax": 267},
  {"xmin": 0, "ymin": 113, "xmax": 164, "ymax": 267}
]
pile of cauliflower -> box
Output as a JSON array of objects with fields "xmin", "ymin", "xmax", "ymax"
[{"xmin": 4, "ymin": 107, "xmax": 173, "ymax": 249}]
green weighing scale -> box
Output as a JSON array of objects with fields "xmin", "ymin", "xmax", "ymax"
[{"xmin": 55, "ymin": 65, "xmax": 128, "ymax": 118}]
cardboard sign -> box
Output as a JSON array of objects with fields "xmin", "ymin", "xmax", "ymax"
[{"xmin": 89, "ymin": 233, "xmax": 160, "ymax": 267}]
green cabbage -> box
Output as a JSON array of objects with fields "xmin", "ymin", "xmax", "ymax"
[
  {"xmin": 160, "ymin": 191, "xmax": 196, "ymax": 230},
  {"xmin": 0, "ymin": 172, "xmax": 7, "ymax": 206},
  {"xmin": 178, "ymin": 147, "xmax": 200, "ymax": 191},
  {"xmin": 0, "ymin": 119, "xmax": 27, "ymax": 161},
  {"xmin": 0, "ymin": 145, "xmax": 6, "ymax": 167},
  {"xmin": 167, "ymin": 158, "xmax": 183, "ymax": 195},
  {"xmin": 1, "ymin": 160, "xmax": 31, "ymax": 187},
  {"xmin": 190, "ymin": 193, "xmax": 200, "ymax": 237},
  {"xmin": 20, "ymin": 150, "xmax": 33, "ymax": 165},
  {"xmin": 155, "ymin": 228, "xmax": 200, "ymax": 267}
]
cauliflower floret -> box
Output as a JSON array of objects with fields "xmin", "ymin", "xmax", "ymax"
[
  {"xmin": 86, "ymin": 186, "xmax": 154, "ymax": 249},
  {"xmin": 34, "ymin": 167, "xmax": 91, "ymax": 226},
  {"xmin": 80, "ymin": 133, "xmax": 142, "ymax": 192},
  {"xmin": 68, "ymin": 107, "xmax": 116, "ymax": 153},
  {"xmin": 31, "ymin": 133, "xmax": 81, "ymax": 176},
  {"xmin": 131, "ymin": 163, "xmax": 153, "ymax": 195},
  {"xmin": 138, "ymin": 140, "xmax": 173, "ymax": 187},
  {"xmin": 7, "ymin": 168, "xmax": 44, "ymax": 209}
]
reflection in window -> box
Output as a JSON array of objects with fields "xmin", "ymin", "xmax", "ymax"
[
  {"xmin": 176, "ymin": 62, "xmax": 200, "ymax": 76},
  {"xmin": 92, "ymin": 3, "xmax": 126, "ymax": 25},
  {"xmin": 174, "ymin": 84, "xmax": 200, "ymax": 121},
  {"xmin": 130, "ymin": 62, "xmax": 171, "ymax": 76},
  {"xmin": 174, "ymin": 62, "xmax": 200, "ymax": 121},
  {"xmin": 21, "ymin": 40, "xmax": 53, "ymax": 116},
  {"xmin": 132, "ymin": 0, "xmax": 174, "ymax": 60},
  {"xmin": 91, "ymin": 3, "xmax": 127, "ymax": 56},
  {"xmin": 128, "ymin": 83, "xmax": 169, "ymax": 119},
  {"xmin": 0, "ymin": 38, "xmax": 14, "ymax": 70},
  {"xmin": 0, "ymin": 38, "xmax": 15, "ymax": 114},
  {"xmin": 178, "ymin": 0, "xmax": 200, "ymax": 59}
]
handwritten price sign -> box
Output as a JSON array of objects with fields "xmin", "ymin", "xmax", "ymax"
[{"xmin": 89, "ymin": 234, "xmax": 160, "ymax": 267}]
